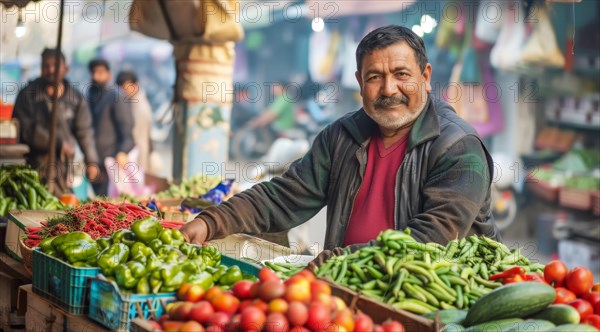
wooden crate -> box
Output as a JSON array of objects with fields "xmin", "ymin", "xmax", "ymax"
[
  {"xmin": 559, "ymin": 187, "xmax": 593, "ymax": 211},
  {"xmin": 592, "ymin": 191, "xmax": 600, "ymax": 216},
  {"xmin": 5, "ymin": 210, "xmax": 64, "ymax": 261},
  {"xmin": 526, "ymin": 178, "xmax": 560, "ymax": 203},
  {"xmin": 20, "ymin": 285, "xmax": 108, "ymax": 332},
  {"xmin": 321, "ymin": 278, "xmax": 439, "ymax": 332}
]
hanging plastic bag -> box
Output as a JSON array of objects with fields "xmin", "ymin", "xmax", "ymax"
[
  {"xmin": 475, "ymin": 0, "xmax": 504, "ymax": 44},
  {"xmin": 459, "ymin": 20, "xmax": 481, "ymax": 84},
  {"xmin": 519, "ymin": 6, "xmax": 565, "ymax": 68},
  {"xmin": 490, "ymin": 1, "xmax": 527, "ymax": 70}
]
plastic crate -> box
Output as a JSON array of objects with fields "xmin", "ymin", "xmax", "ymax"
[
  {"xmin": 32, "ymin": 248, "xmax": 100, "ymax": 314},
  {"xmin": 89, "ymin": 254, "xmax": 260, "ymax": 331},
  {"xmin": 592, "ymin": 191, "xmax": 600, "ymax": 216},
  {"xmin": 526, "ymin": 178, "xmax": 560, "ymax": 202},
  {"xmin": 88, "ymin": 275, "xmax": 175, "ymax": 331}
]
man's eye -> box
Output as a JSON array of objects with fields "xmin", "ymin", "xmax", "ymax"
[{"xmin": 367, "ymin": 75, "xmax": 380, "ymax": 81}]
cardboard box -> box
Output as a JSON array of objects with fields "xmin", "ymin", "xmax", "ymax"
[
  {"xmin": 208, "ymin": 234, "xmax": 295, "ymax": 262},
  {"xmin": 5, "ymin": 211, "xmax": 64, "ymax": 261}
]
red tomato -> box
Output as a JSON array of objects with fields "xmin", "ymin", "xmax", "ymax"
[
  {"xmin": 568, "ymin": 299, "xmax": 594, "ymax": 320},
  {"xmin": 259, "ymin": 268, "xmax": 280, "ymax": 283},
  {"xmin": 566, "ymin": 267, "xmax": 594, "ymax": 297},
  {"xmin": 240, "ymin": 307, "xmax": 266, "ymax": 331},
  {"xmin": 582, "ymin": 314, "xmax": 600, "ymax": 329},
  {"xmin": 554, "ymin": 287, "xmax": 578, "ymax": 304},
  {"xmin": 583, "ymin": 292, "xmax": 600, "ymax": 315},
  {"xmin": 232, "ymin": 280, "xmax": 254, "ymax": 300},
  {"xmin": 544, "ymin": 260, "xmax": 568, "ymax": 286}
]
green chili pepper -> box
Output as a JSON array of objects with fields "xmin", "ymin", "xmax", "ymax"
[{"xmin": 219, "ymin": 266, "xmax": 243, "ymax": 286}]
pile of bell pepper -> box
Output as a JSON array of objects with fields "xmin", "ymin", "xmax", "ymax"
[{"xmin": 39, "ymin": 216, "xmax": 253, "ymax": 294}]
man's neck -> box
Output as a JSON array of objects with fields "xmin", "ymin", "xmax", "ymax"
[{"xmin": 379, "ymin": 124, "xmax": 412, "ymax": 148}]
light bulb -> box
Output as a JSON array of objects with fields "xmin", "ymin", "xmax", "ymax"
[{"xmin": 15, "ymin": 13, "xmax": 26, "ymax": 39}]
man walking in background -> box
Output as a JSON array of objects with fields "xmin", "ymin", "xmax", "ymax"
[
  {"xmin": 87, "ymin": 59, "xmax": 135, "ymax": 196},
  {"xmin": 13, "ymin": 48, "xmax": 99, "ymax": 195}
]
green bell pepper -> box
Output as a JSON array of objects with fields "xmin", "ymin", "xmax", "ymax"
[
  {"xmin": 188, "ymin": 271, "xmax": 214, "ymax": 290},
  {"xmin": 159, "ymin": 285, "xmax": 178, "ymax": 293},
  {"xmin": 126, "ymin": 261, "xmax": 146, "ymax": 278},
  {"xmin": 111, "ymin": 229, "xmax": 137, "ymax": 247},
  {"xmin": 179, "ymin": 242, "xmax": 193, "ymax": 256},
  {"xmin": 114, "ymin": 265, "xmax": 138, "ymax": 289},
  {"xmin": 97, "ymin": 243, "xmax": 130, "ymax": 276},
  {"xmin": 60, "ymin": 241, "xmax": 99, "ymax": 264},
  {"xmin": 160, "ymin": 263, "xmax": 181, "ymax": 282},
  {"xmin": 150, "ymin": 270, "xmax": 163, "ymax": 293},
  {"xmin": 159, "ymin": 228, "xmax": 173, "ymax": 244},
  {"xmin": 163, "ymin": 270, "xmax": 188, "ymax": 288},
  {"xmin": 72, "ymin": 261, "xmax": 93, "ymax": 268},
  {"xmin": 131, "ymin": 216, "xmax": 162, "ymax": 244},
  {"xmin": 171, "ymin": 229, "xmax": 185, "ymax": 242},
  {"xmin": 211, "ymin": 265, "xmax": 228, "ymax": 282},
  {"xmin": 39, "ymin": 236, "xmax": 56, "ymax": 253},
  {"xmin": 51, "ymin": 232, "xmax": 94, "ymax": 250},
  {"xmin": 218, "ymin": 266, "xmax": 243, "ymax": 286},
  {"xmin": 148, "ymin": 239, "xmax": 163, "ymax": 254},
  {"xmin": 137, "ymin": 276, "xmax": 150, "ymax": 294},
  {"xmin": 130, "ymin": 242, "xmax": 153, "ymax": 260},
  {"xmin": 145, "ymin": 254, "xmax": 162, "ymax": 273},
  {"xmin": 199, "ymin": 245, "xmax": 222, "ymax": 267},
  {"xmin": 96, "ymin": 237, "xmax": 111, "ymax": 250}
]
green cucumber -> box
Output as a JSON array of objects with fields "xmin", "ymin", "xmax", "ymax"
[
  {"xmin": 464, "ymin": 282, "xmax": 556, "ymax": 326},
  {"xmin": 504, "ymin": 320, "xmax": 555, "ymax": 332},
  {"xmin": 423, "ymin": 309, "xmax": 468, "ymax": 324},
  {"xmin": 441, "ymin": 323, "xmax": 465, "ymax": 332},
  {"xmin": 464, "ymin": 318, "xmax": 523, "ymax": 332},
  {"xmin": 529, "ymin": 304, "xmax": 581, "ymax": 325},
  {"xmin": 548, "ymin": 324, "xmax": 599, "ymax": 332}
]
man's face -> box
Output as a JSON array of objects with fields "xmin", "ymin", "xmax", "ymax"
[
  {"xmin": 120, "ymin": 81, "xmax": 138, "ymax": 99},
  {"xmin": 355, "ymin": 41, "xmax": 432, "ymax": 132},
  {"xmin": 41, "ymin": 56, "xmax": 67, "ymax": 84},
  {"xmin": 91, "ymin": 66, "xmax": 111, "ymax": 86}
]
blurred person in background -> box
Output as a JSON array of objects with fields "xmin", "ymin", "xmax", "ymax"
[
  {"xmin": 116, "ymin": 70, "xmax": 153, "ymax": 173},
  {"xmin": 87, "ymin": 59, "xmax": 134, "ymax": 196},
  {"xmin": 12, "ymin": 48, "xmax": 99, "ymax": 195}
]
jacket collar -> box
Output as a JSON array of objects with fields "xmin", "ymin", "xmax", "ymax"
[{"xmin": 341, "ymin": 95, "xmax": 440, "ymax": 151}]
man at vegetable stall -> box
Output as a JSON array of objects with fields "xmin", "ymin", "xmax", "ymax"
[
  {"xmin": 12, "ymin": 48, "xmax": 100, "ymax": 196},
  {"xmin": 181, "ymin": 25, "xmax": 501, "ymax": 253}
]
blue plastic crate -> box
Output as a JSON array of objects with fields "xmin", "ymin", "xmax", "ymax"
[
  {"xmin": 88, "ymin": 254, "xmax": 260, "ymax": 330},
  {"xmin": 88, "ymin": 275, "xmax": 176, "ymax": 331},
  {"xmin": 32, "ymin": 248, "xmax": 100, "ymax": 314}
]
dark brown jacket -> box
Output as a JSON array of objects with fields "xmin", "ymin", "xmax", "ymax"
[
  {"xmin": 201, "ymin": 97, "xmax": 499, "ymax": 249},
  {"xmin": 13, "ymin": 78, "xmax": 99, "ymax": 193}
]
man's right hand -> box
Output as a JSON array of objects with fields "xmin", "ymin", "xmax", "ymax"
[
  {"xmin": 180, "ymin": 217, "xmax": 209, "ymax": 244},
  {"xmin": 60, "ymin": 142, "xmax": 75, "ymax": 161}
]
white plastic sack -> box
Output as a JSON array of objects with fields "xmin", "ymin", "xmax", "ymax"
[
  {"xmin": 475, "ymin": 0, "xmax": 504, "ymax": 44},
  {"xmin": 490, "ymin": 2, "xmax": 527, "ymax": 70}
]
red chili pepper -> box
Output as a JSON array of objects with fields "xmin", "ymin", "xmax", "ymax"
[
  {"xmin": 503, "ymin": 274, "xmax": 525, "ymax": 284},
  {"xmin": 489, "ymin": 266, "xmax": 526, "ymax": 281}
]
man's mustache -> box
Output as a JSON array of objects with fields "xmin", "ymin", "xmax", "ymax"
[{"xmin": 374, "ymin": 95, "xmax": 409, "ymax": 109}]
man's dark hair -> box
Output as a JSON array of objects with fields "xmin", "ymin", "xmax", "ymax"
[
  {"xmin": 41, "ymin": 48, "xmax": 66, "ymax": 62},
  {"xmin": 355, "ymin": 25, "xmax": 428, "ymax": 74},
  {"xmin": 116, "ymin": 70, "xmax": 138, "ymax": 86},
  {"xmin": 88, "ymin": 58, "xmax": 110, "ymax": 72}
]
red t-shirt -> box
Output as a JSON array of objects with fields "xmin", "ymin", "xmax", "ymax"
[{"xmin": 343, "ymin": 132, "xmax": 409, "ymax": 246}]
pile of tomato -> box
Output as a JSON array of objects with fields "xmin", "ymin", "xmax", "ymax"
[{"xmin": 544, "ymin": 260, "xmax": 600, "ymax": 328}]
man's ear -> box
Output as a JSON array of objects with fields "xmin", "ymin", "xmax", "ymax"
[
  {"xmin": 355, "ymin": 70, "xmax": 363, "ymax": 95},
  {"xmin": 422, "ymin": 63, "xmax": 432, "ymax": 93}
]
